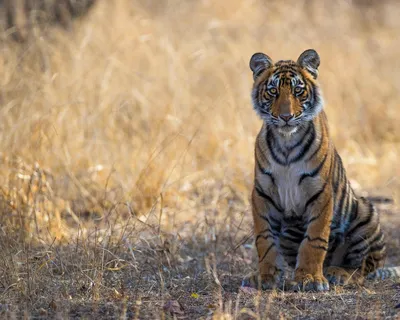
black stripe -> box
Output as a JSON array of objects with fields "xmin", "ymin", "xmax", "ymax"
[
  {"xmin": 288, "ymin": 124, "xmax": 313, "ymax": 151},
  {"xmin": 272, "ymin": 129, "xmax": 289, "ymax": 159},
  {"xmin": 369, "ymin": 232, "xmax": 384, "ymax": 247},
  {"xmin": 328, "ymin": 151, "xmax": 335, "ymax": 177},
  {"xmin": 284, "ymin": 228, "xmax": 305, "ymax": 239},
  {"xmin": 285, "ymin": 251, "xmax": 298, "ymax": 257},
  {"xmin": 258, "ymin": 109, "xmax": 271, "ymax": 116},
  {"xmin": 346, "ymin": 242, "xmax": 370, "ymax": 256},
  {"xmin": 266, "ymin": 129, "xmax": 286, "ymax": 165},
  {"xmin": 255, "ymin": 142, "xmax": 270, "ymax": 168},
  {"xmin": 310, "ymin": 244, "xmax": 328, "ymax": 251},
  {"xmin": 305, "ymin": 128, "xmax": 324, "ymax": 161},
  {"xmin": 369, "ymin": 242, "xmax": 386, "ymax": 253},
  {"xmin": 333, "ymin": 151, "xmax": 345, "ymax": 196},
  {"xmin": 336, "ymin": 183, "xmax": 347, "ymax": 215},
  {"xmin": 348, "ymin": 234, "xmax": 370, "ymax": 249},
  {"xmin": 327, "ymin": 236, "xmax": 341, "ymax": 253},
  {"xmin": 282, "ymin": 235, "xmax": 302, "ymax": 242},
  {"xmin": 280, "ymin": 243, "xmax": 297, "ymax": 251},
  {"xmin": 256, "ymin": 226, "xmax": 274, "ymax": 237},
  {"xmin": 263, "ymin": 216, "xmax": 281, "ymax": 236},
  {"xmin": 255, "ymin": 183, "xmax": 283, "ymax": 213},
  {"xmin": 259, "ymin": 216, "xmax": 280, "ymax": 237},
  {"xmin": 341, "ymin": 191, "xmax": 352, "ymax": 223},
  {"xmin": 255, "ymin": 234, "xmax": 273, "ymax": 243},
  {"xmin": 351, "ymin": 232, "xmax": 385, "ymax": 255},
  {"xmin": 306, "ymin": 81, "xmax": 314, "ymax": 99},
  {"xmin": 258, "ymin": 243, "xmax": 274, "ymax": 263},
  {"xmin": 266, "ymin": 214, "xmax": 281, "ymax": 227},
  {"xmin": 348, "ymin": 198, "xmax": 358, "ymax": 226},
  {"xmin": 298, "ymin": 152, "xmax": 328, "ymax": 185},
  {"xmin": 283, "ymin": 214, "xmax": 303, "ymax": 224},
  {"xmin": 332, "ymin": 153, "xmax": 341, "ymax": 195},
  {"xmin": 308, "ymin": 196, "xmax": 331, "ymax": 223},
  {"xmin": 307, "ymin": 236, "xmax": 328, "ymax": 243},
  {"xmin": 274, "ymin": 68, "xmax": 297, "ymax": 77},
  {"xmin": 344, "ymin": 190, "xmax": 351, "ymax": 211},
  {"xmin": 304, "ymin": 181, "xmax": 327, "ymax": 214},
  {"xmin": 289, "ymin": 122, "xmax": 316, "ymax": 163},
  {"xmin": 346, "ymin": 202, "xmax": 375, "ymax": 235},
  {"xmin": 256, "ymin": 160, "xmax": 276, "ymax": 186},
  {"xmin": 309, "ymin": 83, "xmax": 320, "ymax": 109},
  {"xmin": 348, "ymin": 238, "xmax": 384, "ymax": 258}
]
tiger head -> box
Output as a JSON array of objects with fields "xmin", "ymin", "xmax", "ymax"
[{"xmin": 250, "ymin": 49, "xmax": 323, "ymax": 135}]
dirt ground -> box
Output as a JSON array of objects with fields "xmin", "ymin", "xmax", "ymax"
[{"xmin": 0, "ymin": 200, "xmax": 398, "ymax": 319}]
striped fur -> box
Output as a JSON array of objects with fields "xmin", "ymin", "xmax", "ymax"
[
  {"xmin": 243, "ymin": 49, "xmax": 398, "ymax": 292},
  {"xmin": 367, "ymin": 266, "xmax": 400, "ymax": 280}
]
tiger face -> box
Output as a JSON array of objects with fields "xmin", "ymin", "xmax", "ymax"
[{"xmin": 250, "ymin": 49, "xmax": 323, "ymax": 135}]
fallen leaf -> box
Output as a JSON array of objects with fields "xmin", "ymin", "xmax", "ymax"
[
  {"xmin": 163, "ymin": 300, "xmax": 184, "ymax": 316},
  {"xmin": 49, "ymin": 299, "xmax": 57, "ymax": 311}
]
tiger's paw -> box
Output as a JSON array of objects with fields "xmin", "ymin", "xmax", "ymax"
[
  {"xmin": 291, "ymin": 272, "xmax": 329, "ymax": 292},
  {"xmin": 325, "ymin": 266, "xmax": 362, "ymax": 285},
  {"xmin": 241, "ymin": 270, "xmax": 283, "ymax": 291}
]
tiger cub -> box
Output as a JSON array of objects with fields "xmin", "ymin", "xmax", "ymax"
[{"xmin": 243, "ymin": 49, "xmax": 399, "ymax": 292}]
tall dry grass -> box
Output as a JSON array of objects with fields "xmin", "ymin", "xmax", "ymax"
[
  {"xmin": 0, "ymin": 0, "xmax": 399, "ymax": 240},
  {"xmin": 1, "ymin": 1, "xmax": 400, "ymax": 318}
]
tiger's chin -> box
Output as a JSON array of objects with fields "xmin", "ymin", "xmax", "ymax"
[{"xmin": 276, "ymin": 125, "xmax": 299, "ymax": 137}]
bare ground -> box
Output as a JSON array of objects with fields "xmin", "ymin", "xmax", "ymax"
[{"xmin": 0, "ymin": 200, "xmax": 398, "ymax": 320}]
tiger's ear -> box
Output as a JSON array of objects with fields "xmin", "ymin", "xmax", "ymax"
[
  {"xmin": 249, "ymin": 53, "xmax": 273, "ymax": 80},
  {"xmin": 297, "ymin": 49, "xmax": 320, "ymax": 79}
]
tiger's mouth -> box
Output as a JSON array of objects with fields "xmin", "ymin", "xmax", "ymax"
[{"xmin": 274, "ymin": 118, "xmax": 299, "ymax": 128}]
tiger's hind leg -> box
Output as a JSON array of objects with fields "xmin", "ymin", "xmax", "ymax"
[
  {"xmin": 325, "ymin": 251, "xmax": 385, "ymax": 285},
  {"xmin": 325, "ymin": 266, "xmax": 363, "ymax": 285},
  {"xmin": 325, "ymin": 250, "xmax": 386, "ymax": 285},
  {"xmin": 326, "ymin": 197, "xmax": 386, "ymax": 286}
]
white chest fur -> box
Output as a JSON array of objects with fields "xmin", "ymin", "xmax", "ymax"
[
  {"xmin": 276, "ymin": 163, "xmax": 307, "ymax": 213},
  {"xmin": 262, "ymin": 161, "xmax": 320, "ymax": 215}
]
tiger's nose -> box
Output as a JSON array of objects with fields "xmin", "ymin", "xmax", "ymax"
[{"xmin": 279, "ymin": 113, "xmax": 294, "ymax": 122}]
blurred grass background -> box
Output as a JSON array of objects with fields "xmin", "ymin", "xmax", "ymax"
[
  {"xmin": 0, "ymin": 0, "xmax": 399, "ymax": 239},
  {"xmin": 0, "ymin": 1, "xmax": 400, "ymax": 318}
]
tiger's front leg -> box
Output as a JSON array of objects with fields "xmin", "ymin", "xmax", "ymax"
[
  {"xmin": 242, "ymin": 188, "xmax": 285, "ymax": 290},
  {"xmin": 293, "ymin": 189, "xmax": 333, "ymax": 292}
]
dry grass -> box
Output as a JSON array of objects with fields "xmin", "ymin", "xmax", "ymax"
[{"xmin": 0, "ymin": 0, "xmax": 399, "ymax": 318}]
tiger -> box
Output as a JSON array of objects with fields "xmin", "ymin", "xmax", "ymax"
[{"xmin": 242, "ymin": 49, "xmax": 400, "ymax": 292}]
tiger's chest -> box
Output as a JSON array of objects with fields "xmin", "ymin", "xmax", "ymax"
[{"xmin": 268, "ymin": 162, "xmax": 322, "ymax": 216}]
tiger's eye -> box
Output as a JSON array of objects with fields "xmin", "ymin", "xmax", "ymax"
[
  {"xmin": 268, "ymin": 88, "xmax": 277, "ymax": 95},
  {"xmin": 294, "ymin": 87, "xmax": 303, "ymax": 94}
]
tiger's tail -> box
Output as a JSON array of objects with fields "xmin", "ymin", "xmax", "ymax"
[{"xmin": 367, "ymin": 266, "xmax": 400, "ymax": 280}]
